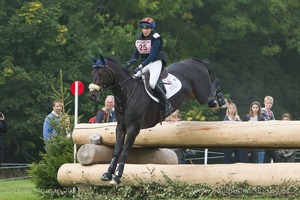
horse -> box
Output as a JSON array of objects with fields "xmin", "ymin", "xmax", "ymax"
[{"xmin": 88, "ymin": 54, "xmax": 226, "ymax": 184}]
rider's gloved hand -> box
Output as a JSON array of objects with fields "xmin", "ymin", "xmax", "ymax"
[
  {"xmin": 133, "ymin": 67, "xmax": 140, "ymax": 74},
  {"xmin": 133, "ymin": 64, "xmax": 143, "ymax": 74}
]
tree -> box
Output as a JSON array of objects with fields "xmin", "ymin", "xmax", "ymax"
[{"xmin": 2, "ymin": 0, "xmax": 300, "ymax": 163}]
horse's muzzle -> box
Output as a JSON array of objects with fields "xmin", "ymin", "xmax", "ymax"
[
  {"xmin": 88, "ymin": 83, "xmax": 101, "ymax": 101},
  {"xmin": 88, "ymin": 91, "xmax": 99, "ymax": 102}
]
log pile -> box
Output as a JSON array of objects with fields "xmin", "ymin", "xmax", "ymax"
[{"xmin": 56, "ymin": 121, "xmax": 300, "ymax": 187}]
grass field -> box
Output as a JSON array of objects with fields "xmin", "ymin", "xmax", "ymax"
[
  {"xmin": 0, "ymin": 178, "xmax": 40, "ymax": 200},
  {"xmin": 0, "ymin": 179, "xmax": 71, "ymax": 200},
  {"xmin": 0, "ymin": 178, "xmax": 291, "ymax": 200}
]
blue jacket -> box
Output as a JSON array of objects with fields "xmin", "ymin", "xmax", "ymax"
[
  {"xmin": 94, "ymin": 108, "xmax": 116, "ymax": 123},
  {"xmin": 43, "ymin": 112, "xmax": 60, "ymax": 140},
  {"xmin": 129, "ymin": 30, "xmax": 166, "ymax": 67}
]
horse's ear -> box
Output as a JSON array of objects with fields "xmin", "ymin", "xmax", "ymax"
[{"xmin": 99, "ymin": 54, "xmax": 105, "ymax": 64}]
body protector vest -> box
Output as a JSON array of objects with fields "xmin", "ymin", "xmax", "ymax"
[{"xmin": 135, "ymin": 30, "xmax": 167, "ymax": 67}]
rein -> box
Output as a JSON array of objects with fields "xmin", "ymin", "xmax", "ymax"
[{"xmin": 96, "ymin": 65, "xmax": 141, "ymax": 113}]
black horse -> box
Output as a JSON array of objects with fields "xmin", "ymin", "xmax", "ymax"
[{"xmin": 88, "ymin": 55, "xmax": 226, "ymax": 184}]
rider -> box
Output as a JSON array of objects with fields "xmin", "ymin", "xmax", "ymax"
[{"xmin": 128, "ymin": 17, "xmax": 173, "ymax": 117}]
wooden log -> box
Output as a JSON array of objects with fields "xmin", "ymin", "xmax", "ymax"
[
  {"xmin": 89, "ymin": 134, "xmax": 101, "ymax": 145},
  {"xmin": 57, "ymin": 163, "xmax": 300, "ymax": 187},
  {"xmin": 72, "ymin": 121, "xmax": 300, "ymax": 148},
  {"xmin": 77, "ymin": 144, "xmax": 178, "ymax": 165}
]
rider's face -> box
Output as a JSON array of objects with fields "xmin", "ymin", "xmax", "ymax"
[{"xmin": 142, "ymin": 28, "xmax": 151, "ymax": 37}]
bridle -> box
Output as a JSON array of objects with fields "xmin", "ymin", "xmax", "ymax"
[{"xmin": 89, "ymin": 62, "xmax": 140, "ymax": 112}]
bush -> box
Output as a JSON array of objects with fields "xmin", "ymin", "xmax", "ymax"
[
  {"xmin": 74, "ymin": 180, "xmax": 300, "ymax": 200},
  {"xmin": 27, "ymin": 134, "xmax": 74, "ymax": 198}
]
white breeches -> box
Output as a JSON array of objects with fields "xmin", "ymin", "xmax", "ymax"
[{"xmin": 135, "ymin": 60, "xmax": 162, "ymax": 89}]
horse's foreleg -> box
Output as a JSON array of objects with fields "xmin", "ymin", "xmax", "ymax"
[
  {"xmin": 111, "ymin": 126, "xmax": 139, "ymax": 184},
  {"xmin": 101, "ymin": 126, "xmax": 125, "ymax": 182}
]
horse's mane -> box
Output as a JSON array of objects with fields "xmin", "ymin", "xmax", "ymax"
[
  {"xmin": 105, "ymin": 56, "xmax": 131, "ymax": 75},
  {"xmin": 105, "ymin": 56, "xmax": 120, "ymax": 65}
]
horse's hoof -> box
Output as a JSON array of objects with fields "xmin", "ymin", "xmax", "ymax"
[
  {"xmin": 101, "ymin": 172, "xmax": 112, "ymax": 181},
  {"xmin": 109, "ymin": 175, "xmax": 121, "ymax": 185},
  {"xmin": 109, "ymin": 179, "xmax": 118, "ymax": 185},
  {"xmin": 220, "ymin": 104, "xmax": 228, "ymax": 108}
]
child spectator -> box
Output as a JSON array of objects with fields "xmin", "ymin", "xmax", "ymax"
[{"xmin": 278, "ymin": 113, "xmax": 297, "ymax": 162}]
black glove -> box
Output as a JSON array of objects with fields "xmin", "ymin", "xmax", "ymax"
[{"xmin": 133, "ymin": 67, "xmax": 140, "ymax": 74}]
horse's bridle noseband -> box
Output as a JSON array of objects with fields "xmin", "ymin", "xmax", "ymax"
[{"xmin": 89, "ymin": 65, "xmax": 114, "ymax": 93}]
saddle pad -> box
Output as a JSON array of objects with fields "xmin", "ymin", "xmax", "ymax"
[{"xmin": 144, "ymin": 73, "xmax": 182, "ymax": 103}]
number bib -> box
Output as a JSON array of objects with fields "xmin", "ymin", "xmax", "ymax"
[{"xmin": 136, "ymin": 40, "xmax": 151, "ymax": 54}]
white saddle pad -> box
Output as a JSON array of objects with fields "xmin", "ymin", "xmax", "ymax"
[{"xmin": 143, "ymin": 73, "xmax": 182, "ymax": 103}]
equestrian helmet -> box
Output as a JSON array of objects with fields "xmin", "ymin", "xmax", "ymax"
[{"xmin": 140, "ymin": 17, "xmax": 155, "ymax": 29}]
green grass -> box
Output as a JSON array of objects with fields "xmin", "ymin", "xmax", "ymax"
[
  {"xmin": 0, "ymin": 179, "xmax": 71, "ymax": 200},
  {"xmin": 0, "ymin": 179, "xmax": 39, "ymax": 200}
]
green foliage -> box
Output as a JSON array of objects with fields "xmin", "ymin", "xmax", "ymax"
[
  {"xmin": 27, "ymin": 70, "xmax": 74, "ymax": 198},
  {"xmin": 28, "ymin": 135, "xmax": 73, "ymax": 193},
  {"xmin": 2, "ymin": 0, "xmax": 300, "ymax": 164},
  {"xmin": 180, "ymin": 100, "xmax": 221, "ymax": 121},
  {"xmin": 73, "ymin": 179, "xmax": 300, "ymax": 200}
]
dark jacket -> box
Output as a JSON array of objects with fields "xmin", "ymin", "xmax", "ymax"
[
  {"xmin": 129, "ymin": 30, "xmax": 167, "ymax": 67},
  {"xmin": 0, "ymin": 120, "xmax": 8, "ymax": 149},
  {"xmin": 94, "ymin": 108, "xmax": 116, "ymax": 123},
  {"xmin": 242, "ymin": 114, "xmax": 265, "ymax": 121}
]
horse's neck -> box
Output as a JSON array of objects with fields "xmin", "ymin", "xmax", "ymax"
[{"xmin": 109, "ymin": 65, "xmax": 135, "ymax": 110}]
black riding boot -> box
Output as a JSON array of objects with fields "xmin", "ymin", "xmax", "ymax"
[{"xmin": 154, "ymin": 85, "xmax": 173, "ymax": 118}]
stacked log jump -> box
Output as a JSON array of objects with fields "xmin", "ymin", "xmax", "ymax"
[{"xmin": 58, "ymin": 121, "xmax": 300, "ymax": 187}]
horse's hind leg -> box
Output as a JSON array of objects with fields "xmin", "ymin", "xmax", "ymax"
[
  {"xmin": 205, "ymin": 79, "xmax": 225, "ymax": 108},
  {"xmin": 101, "ymin": 126, "xmax": 125, "ymax": 181},
  {"xmin": 216, "ymin": 90, "xmax": 226, "ymax": 107},
  {"xmin": 212, "ymin": 79, "xmax": 226, "ymax": 107}
]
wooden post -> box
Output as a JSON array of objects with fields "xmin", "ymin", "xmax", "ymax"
[
  {"xmin": 72, "ymin": 121, "xmax": 300, "ymax": 148},
  {"xmin": 77, "ymin": 144, "xmax": 178, "ymax": 165},
  {"xmin": 58, "ymin": 163, "xmax": 300, "ymax": 187}
]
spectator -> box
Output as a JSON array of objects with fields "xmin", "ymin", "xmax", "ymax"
[
  {"xmin": 261, "ymin": 96, "xmax": 279, "ymax": 163},
  {"xmin": 278, "ymin": 113, "xmax": 297, "ymax": 162},
  {"xmin": 0, "ymin": 112, "xmax": 8, "ymax": 166},
  {"xmin": 43, "ymin": 100, "xmax": 70, "ymax": 141},
  {"xmin": 223, "ymin": 102, "xmax": 248, "ymax": 163},
  {"xmin": 261, "ymin": 96, "xmax": 275, "ymax": 120},
  {"xmin": 92, "ymin": 95, "xmax": 116, "ymax": 123},
  {"xmin": 242, "ymin": 101, "xmax": 265, "ymax": 163}
]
